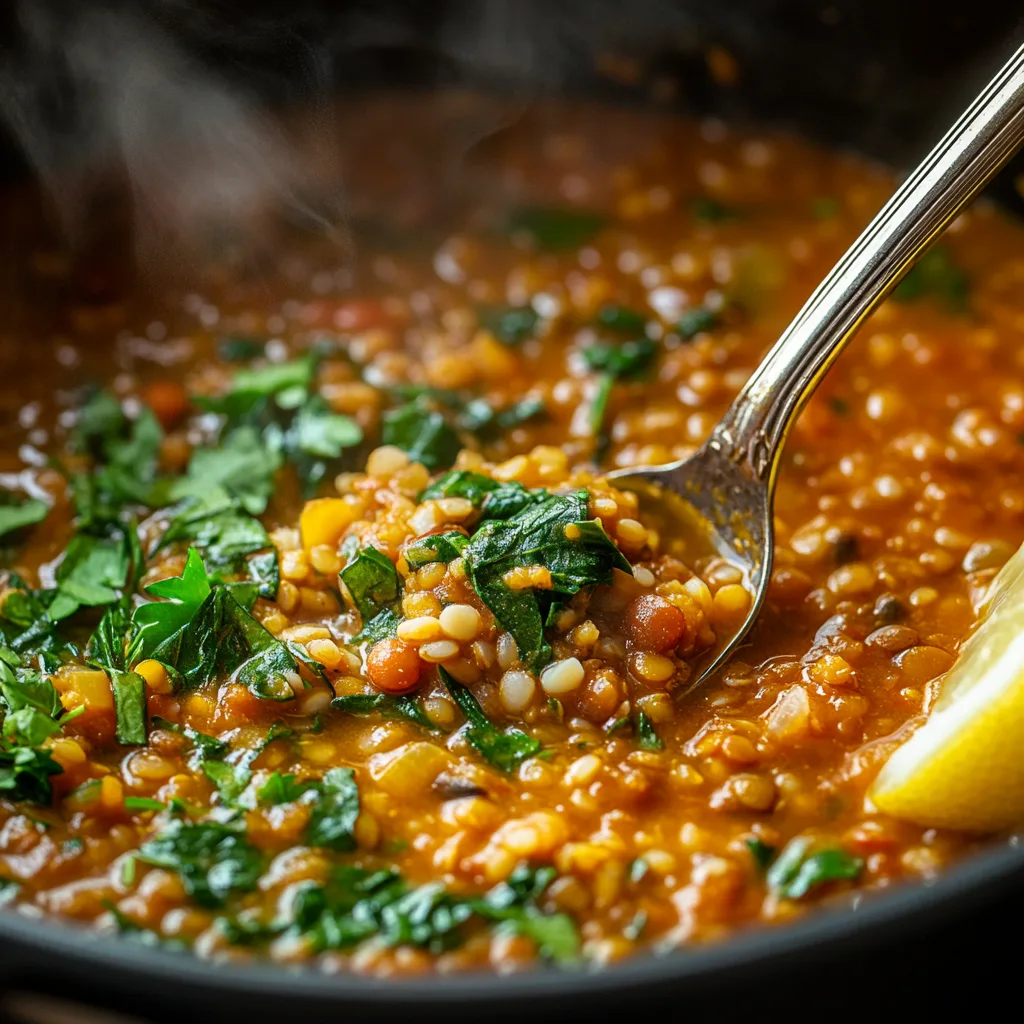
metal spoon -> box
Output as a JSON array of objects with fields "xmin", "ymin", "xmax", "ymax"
[{"xmin": 609, "ymin": 43, "xmax": 1024, "ymax": 692}]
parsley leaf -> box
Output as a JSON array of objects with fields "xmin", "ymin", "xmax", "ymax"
[
  {"xmin": 256, "ymin": 772, "xmax": 312, "ymax": 806},
  {"xmin": 137, "ymin": 820, "xmax": 263, "ymax": 908},
  {"xmin": 766, "ymin": 837, "xmax": 863, "ymax": 900},
  {"xmin": 171, "ymin": 426, "xmax": 280, "ymax": 516},
  {"xmin": 0, "ymin": 492, "xmax": 48, "ymax": 540},
  {"xmin": 635, "ymin": 711, "xmax": 664, "ymax": 751},
  {"xmin": 440, "ymin": 668, "xmax": 540, "ymax": 772},
  {"xmin": 677, "ymin": 306, "xmax": 718, "ymax": 339},
  {"xmin": 131, "ymin": 548, "xmax": 212, "ymax": 662},
  {"xmin": 48, "ymin": 532, "xmax": 132, "ymax": 621},
  {"xmin": 463, "ymin": 489, "xmax": 630, "ymax": 669},
  {"xmin": 745, "ymin": 836, "xmax": 777, "ymax": 871},
  {"xmin": 0, "ymin": 743, "xmax": 62, "ymax": 803}
]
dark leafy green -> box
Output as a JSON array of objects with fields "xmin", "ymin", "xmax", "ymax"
[
  {"xmin": 635, "ymin": 711, "xmax": 663, "ymax": 751},
  {"xmin": 581, "ymin": 337, "xmax": 657, "ymax": 379},
  {"xmin": 256, "ymin": 772, "xmax": 312, "ymax": 806},
  {"xmin": 130, "ymin": 548, "xmax": 211, "ymax": 662},
  {"xmin": 463, "ymin": 489, "xmax": 631, "ymax": 669},
  {"xmin": 150, "ymin": 716, "xmax": 229, "ymax": 760},
  {"xmin": 0, "ymin": 741, "xmax": 62, "ymax": 804},
  {"xmin": 596, "ymin": 305, "xmax": 648, "ymax": 333},
  {"xmin": 507, "ymin": 207, "xmax": 606, "ymax": 250},
  {"xmin": 137, "ymin": 820, "xmax": 263, "ymax": 908},
  {"xmin": 86, "ymin": 598, "xmax": 148, "ymax": 745},
  {"xmin": 382, "ymin": 400, "xmax": 461, "ymax": 471},
  {"xmin": 48, "ymin": 532, "xmax": 132, "ymax": 621},
  {"xmin": 440, "ymin": 668, "xmax": 540, "ymax": 772},
  {"xmin": 766, "ymin": 837, "xmax": 863, "ymax": 900},
  {"xmin": 404, "ymin": 531, "xmax": 469, "ymax": 568},
  {"xmin": 331, "ymin": 692, "xmax": 439, "ymax": 732},
  {"xmin": 745, "ymin": 837, "xmax": 777, "ymax": 872},
  {"xmin": 478, "ymin": 305, "xmax": 540, "ymax": 345},
  {"xmin": 339, "ymin": 546, "xmax": 400, "ymax": 627},
  {"xmin": 0, "ymin": 492, "xmax": 48, "ymax": 540},
  {"xmin": 677, "ymin": 306, "xmax": 719, "ymax": 339},
  {"xmin": 305, "ymin": 767, "xmax": 360, "ymax": 851}
]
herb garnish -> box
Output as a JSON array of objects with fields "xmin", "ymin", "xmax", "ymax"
[
  {"xmin": 440, "ymin": 668, "xmax": 540, "ymax": 772},
  {"xmin": 331, "ymin": 692, "xmax": 440, "ymax": 732},
  {"xmin": 478, "ymin": 305, "xmax": 540, "ymax": 345},
  {"xmin": 0, "ymin": 491, "xmax": 48, "ymax": 540},
  {"xmin": 462, "ymin": 489, "xmax": 631, "ymax": 669},
  {"xmin": 506, "ymin": 207, "xmax": 606, "ymax": 250},
  {"xmin": 765, "ymin": 837, "xmax": 863, "ymax": 900},
  {"xmin": 382, "ymin": 399, "xmax": 461, "ymax": 471}
]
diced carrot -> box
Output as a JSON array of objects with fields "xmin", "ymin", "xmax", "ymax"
[{"xmin": 141, "ymin": 380, "xmax": 191, "ymax": 430}]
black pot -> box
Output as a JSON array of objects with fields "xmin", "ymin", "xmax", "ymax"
[{"xmin": 0, "ymin": 2, "xmax": 1022, "ymax": 1021}]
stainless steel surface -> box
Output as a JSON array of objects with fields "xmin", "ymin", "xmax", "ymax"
[{"xmin": 610, "ymin": 42, "xmax": 1024, "ymax": 692}]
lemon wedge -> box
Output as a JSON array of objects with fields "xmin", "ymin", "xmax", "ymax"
[{"xmin": 870, "ymin": 542, "xmax": 1024, "ymax": 831}]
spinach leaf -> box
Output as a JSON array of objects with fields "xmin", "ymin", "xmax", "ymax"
[
  {"xmin": 766, "ymin": 837, "xmax": 862, "ymax": 900},
  {"xmin": 404, "ymin": 531, "xmax": 468, "ymax": 568},
  {"xmin": 171, "ymin": 426, "xmax": 281, "ymax": 516},
  {"xmin": 440, "ymin": 668, "xmax": 540, "ymax": 772},
  {"xmin": 137, "ymin": 820, "xmax": 263, "ymax": 908},
  {"xmin": 150, "ymin": 586, "xmax": 325, "ymax": 700},
  {"xmin": 478, "ymin": 305, "xmax": 540, "ymax": 345},
  {"xmin": 331, "ymin": 692, "xmax": 439, "ymax": 732},
  {"xmin": 382, "ymin": 400, "xmax": 461, "ymax": 470},
  {"xmin": 636, "ymin": 711, "xmax": 664, "ymax": 751},
  {"xmin": 352, "ymin": 608, "xmax": 401, "ymax": 644},
  {"xmin": 203, "ymin": 723, "xmax": 296, "ymax": 806},
  {"xmin": 0, "ymin": 492, "xmax": 48, "ymax": 540},
  {"xmin": 290, "ymin": 396, "xmax": 362, "ymax": 461},
  {"xmin": 87, "ymin": 598, "xmax": 148, "ymax": 745},
  {"xmin": 2, "ymin": 707, "xmax": 61, "ymax": 746},
  {"xmin": 677, "ymin": 306, "xmax": 718, "ymax": 339},
  {"xmin": 0, "ymin": 742, "xmax": 63, "ymax": 804},
  {"xmin": 459, "ymin": 396, "xmax": 546, "ymax": 439},
  {"xmin": 420, "ymin": 470, "xmax": 503, "ymax": 507},
  {"xmin": 463, "ymin": 490, "xmax": 630, "ymax": 669},
  {"xmin": 305, "ymin": 767, "xmax": 360, "ymax": 851},
  {"xmin": 507, "ymin": 207, "xmax": 606, "ymax": 250},
  {"xmin": 596, "ymin": 305, "xmax": 648, "ymax": 333},
  {"xmin": 218, "ymin": 337, "xmax": 265, "ymax": 363},
  {"xmin": 339, "ymin": 546, "xmax": 400, "ymax": 626},
  {"xmin": 581, "ymin": 338, "xmax": 657, "ymax": 379},
  {"xmin": 892, "ymin": 245, "xmax": 969, "ymax": 310}
]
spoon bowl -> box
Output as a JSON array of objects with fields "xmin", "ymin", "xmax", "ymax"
[{"xmin": 611, "ymin": 42, "xmax": 1024, "ymax": 691}]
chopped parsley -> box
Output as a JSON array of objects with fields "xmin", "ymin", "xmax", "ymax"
[{"xmin": 0, "ymin": 491, "xmax": 48, "ymax": 540}]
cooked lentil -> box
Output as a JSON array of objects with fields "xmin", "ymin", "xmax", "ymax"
[{"xmin": 2, "ymin": 94, "xmax": 1021, "ymax": 975}]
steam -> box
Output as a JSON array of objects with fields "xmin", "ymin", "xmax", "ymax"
[{"xmin": 0, "ymin": 0, "xmax": 345, "ymax": 275}]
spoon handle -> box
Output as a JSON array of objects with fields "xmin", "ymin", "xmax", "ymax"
[{"xmin": 711, "ymin": 42, "xmax": 1024, "ymax": 483}]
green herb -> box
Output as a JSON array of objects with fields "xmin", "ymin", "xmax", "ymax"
[
  {"xmin": 305, "ymin": 767, "xmax": 360, "ymax": 851},
  {"xmin": 636, "ymin": 711, "xmax": 664, "ymax": 751},
  {"xmin": 137, "ymin": 820, "xmax": 263, "ymax": 908},
  {"xmin": 130, "ymin": 547, "xmax": 212, "ymax": 663},
  {"xmin": 463, "ymin": 489, "xmax": 630, "ymax": 669},
  {"xmin": 478, "ymin": 305, "xmax": 540, "ymax": 345},
  {"xmin": 84, "ymin": 598, "xmax": 147, "ymax": 745},
  {"xmin": 745, "ymin": 836, "xmax": 778, "ymax": 871},
  {"xmin": 596, "ymin": 305, "xmax": 648, "ymax": 333},
  {"xmin": 892, "ymin": 245, "xmax": 969, "ymax": 310},
  {"xmin": 47, "ymin": 532, "xmax": 132, "ymax": 621},
  {"xmin": 766, "ymin": 837, "xmax": 862, "ymax": 900},
  {"xmin": 218, "ymin": 337, "xmax": 265, "ymax": 362},
  {"xmin": 606, "ymin": 716, "xmax": 630, "ymax": 736},
  {"xmin": 0, "ymin": 743, "xmax": 63, "ymax": 804},
  {"xmin": 156, "ymin": 489, "xmax": 277, "ymax": 598},
  {"xmin": 256, "ymin": 772, "xmax": 312, "ymax": 806},
  {"xmin": 353, "ymin": 608, "xmax": 402, "ymax": 644},
  {"xmin": 420, "ymin": 471, "xmax": 540, "ymax": 521},
  {"xmin": 105, "ymin": 899, "xmax": 186, "ymax": 950},
  {"xmin": 811, "ymin": 196, "xmax": 840, "ymax": 219},
  {"xmin": 0, "ymin": 492, "xmax": 48, "ymax": 540},
  {"xmin": 691, "ymin": 196, "xmax": 741, "ymax": 223},
  {"xmin": 382, "ymin": 400, "xmax": 461, "ymax": 470},
  {"xmin": 203, "ymin": 723, "xmax": 296, "ymax": 806},
  {"xmin": 459, "ymin": 396, "xmax": 546, "ymax": 439},
  {"xmin": 339, "ymin": 546, "xmax": 400, "ymax": 628},
  {"xmin": 677, "ymin": 306, "xmax": 719, "ymax": 339},
  {"xmin": 404, "ymin": 531, "xmax": 469, "ymax": 568},
  {"xmin": 440, "ymin": 668, "xmax": 540, "ymax": 772},
  {"xmin": 171, "ymin": 426, "xmax": 281, "ymax": 517},
  {"xmin": 124, "ymin": 796, "xmax": 166, "ymax": 812},
  {"xmin": 828, "ymin": 396, "xmax": 850, "ymax": 417},
  {"xmin": 581, "ymin": 338, "xmax": 657, "ymax": 379},
  {"xmin": 150, "ymin": 586, "xmax": 325, "ymax": 700},
  {"xmin": 284, "ymin": 862, "xmax": 578, "ymax": 962},
  {"xmin": 507, "ymin": 207, "xmax": 606, "ymax": 250},
  {"xmin": 331, "ymin": 692, "xmax": 440, "ymax": 732}
]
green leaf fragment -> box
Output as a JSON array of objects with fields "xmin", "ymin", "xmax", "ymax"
[{"xmin": 766, "ymin": 836, "xmax": 862, "ymax": 900}]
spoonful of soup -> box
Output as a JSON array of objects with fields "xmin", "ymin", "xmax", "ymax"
[{"xmin": 610, "ymin": 43, "xmax": 1024, "ymax": 692}]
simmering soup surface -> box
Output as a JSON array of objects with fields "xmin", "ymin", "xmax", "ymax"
[{"xmin": 0, "ymin": 95, "xmax": 1021, "ymax": 975}]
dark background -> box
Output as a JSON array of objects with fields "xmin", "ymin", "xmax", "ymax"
[{"xmin": 0, "ymin": 0, "xmax": 1022, "ymax": 1020}]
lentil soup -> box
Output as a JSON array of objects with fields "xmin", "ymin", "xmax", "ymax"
[{"xmin": 0, "ymin": 96, "xmax": 1021, "ymax": 976}]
